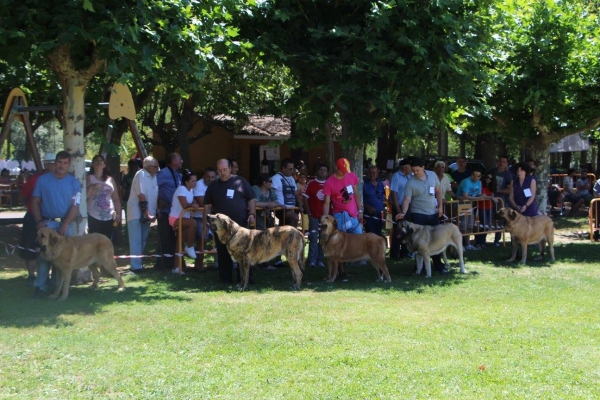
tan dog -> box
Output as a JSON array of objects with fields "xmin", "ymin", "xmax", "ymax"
[
  {"xmin": 319, "ymin": 214, "xmax": 391, "ymax": 283},
  {"xmin": 36, "ymin": 228, "xmax": 125, "ymax": 300},
  {"xmin": 396, "ymin": 220, "xmax": 466, "ymax": 278},
  {"xmin": 498, "ymin": 208, "xmax": 555, "ymax": 264},
  {"xmin": 206, "ymin": 213, "xmax": 305, "ymax": 290}
]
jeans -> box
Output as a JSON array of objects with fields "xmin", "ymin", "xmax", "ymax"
[
  {"xmin": 34, "ymin": 220, "xmax": 74, "ymax": 292},
  {"xmin": 307, "ymin": 216, "xmax": 324, "ymax": 265},
  {"xmin": 157, "ymin": 213, "xmax": 176, "ymax": 269},
  {"xmin": 333, "ymin": 211, "xmax": 363, "ymax": 234},
  {"xmin": 128, "ymin": 219, "xmax": 150, "ymax": 271}
]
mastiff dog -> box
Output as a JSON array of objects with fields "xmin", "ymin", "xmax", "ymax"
[
  {"xmin": 319, "ymin": 214, "xmax": 391, "ymax": 283},
  {"xmin": 396, "ymin": 220, "xmax": 466, "ymax": 278},
  {"xmin": 498, "ymin": 207, "xmax": 555, "ymax": 264},
  {"xmin": 36, "ymin": 227, "xmax": 125, "ymax": 300},
  {"xmin": 206, "ymin": 213, "xmax": 305, "ymax": 290}
]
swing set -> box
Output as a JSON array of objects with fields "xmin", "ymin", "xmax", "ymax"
[{"xmin": 0, "ymin": 83, "xmax": 148, "ymax": 172}]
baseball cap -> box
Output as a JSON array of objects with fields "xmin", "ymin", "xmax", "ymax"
[
  {"xmin": 43, "ymin": 153, "xmax": 56, "ymax": 163},
  {"xmin": 336, "ymin": 158, "xmax": 351, "ymax": 174},
  {"xmin": 399, "ymin": 157, "xmax": 412, "ymax": 166}
]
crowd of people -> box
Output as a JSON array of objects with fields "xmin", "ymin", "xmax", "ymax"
[{"xmin": 16, "ymin": 150, "xmax": 600, "ymax": 295}]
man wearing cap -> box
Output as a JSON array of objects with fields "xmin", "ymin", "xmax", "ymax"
[
  {"xmin": 323, "ymin": 158, "xmax": 363, "ymax": 233},
  {"xmin": 31, "ymin": 150, "xmax": 81, "ymax": 297},
  {"xmin": 389, "ymin": 158, "xmax": 413, "ymax": 259},
  {"xmin": 18, "ymin": 153, "xmax": 56, "ymax": 281},
  {"xmin": 395, "ymin": 157, "xmax": 447, "ymax": 274}
]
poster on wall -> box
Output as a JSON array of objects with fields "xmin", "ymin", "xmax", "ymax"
[{"xmin": 260, "ymin": 145, "xmax": 280, "ymax": 174}]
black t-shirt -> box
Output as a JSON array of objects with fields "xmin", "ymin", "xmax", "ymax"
[
  {"xmin": 451, "ymin": 169, "xmax": 472, "ymax": 185},
  {"xmin": 204, "ymin": 176, "xmax": 255, "ymax": 226}
]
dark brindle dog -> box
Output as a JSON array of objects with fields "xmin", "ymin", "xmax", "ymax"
[{"xmin": 206, "ymin": 213, "xmax": 305, "ymax": 290}]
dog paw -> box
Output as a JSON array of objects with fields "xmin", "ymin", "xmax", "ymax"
[
  {"xmin": 425, "ymin": 275, "xmax": 432, "ymax": 279},
  {"xmin": 117, "ymin": 287, "xmax": 125, "ymax": 292}
]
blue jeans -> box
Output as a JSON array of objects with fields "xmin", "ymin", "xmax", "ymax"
[
  {"xmin": 333, "ymin": 211, "xmax": 363, "ymax": 234},
  {"xmin": 128, "ymin": 219, "xmax": 150, "ymax": 271},
  {"xmin": 34, "ymin": 221, "xmax": 74, "ymax": 291},
  {"xmin": 307, "ymin": 216, "xmax": 324, "ymax": 265}
]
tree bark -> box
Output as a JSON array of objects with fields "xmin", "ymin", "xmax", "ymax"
[{"xmin": 47, "ymin": 44, "xmax": 104, "ymax": 235}]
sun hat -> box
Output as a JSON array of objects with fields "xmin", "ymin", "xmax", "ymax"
[{"xmin": 43, "ymin": 153, "xmax": 56, "ymax": 162}]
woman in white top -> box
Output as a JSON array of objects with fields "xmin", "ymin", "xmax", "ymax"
[
  {"xmin": 169, "ymin": 171, "xmax": 199, "ymax": 261},
  {"xmin": 86, "ymin": 155, "xmax": 121, "ymax": 238}
]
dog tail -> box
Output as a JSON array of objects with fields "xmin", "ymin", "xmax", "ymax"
[{"xmin": 299, "ymin": 234, "xmax": 306, "ymax": 271}]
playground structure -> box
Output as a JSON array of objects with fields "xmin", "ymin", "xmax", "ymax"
[{"xmin": 0, "ymin": 84, "xmax": 148, "ymax": 171}]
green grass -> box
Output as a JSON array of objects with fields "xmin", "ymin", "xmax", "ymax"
[{"xmin": 1, "ymin": 217, "xmax": 599, "ymax": 399}]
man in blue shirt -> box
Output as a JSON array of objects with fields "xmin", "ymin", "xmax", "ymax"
[
  {"xmin": 363, "ymin": 165, "xmax": 385, "ymax": 236},
  {"xmin": 156, "ymin": 153, "xmax": 183, "ymax": 270},
  {"xmin": 31, "ymin": 151, "xmax": 81, "ymax": 297}
]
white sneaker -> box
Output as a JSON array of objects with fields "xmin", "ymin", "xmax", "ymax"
[
  {"xmin": 171, "ymin": 267, "xmax": 185, "ymax": 275},
  {"xmin": 465, "ymin": 245, "xmax": 477, "ymax": 251},
  {"xmin": 184, "ymin": 246, "xmax": 197, "ymax": 259}
]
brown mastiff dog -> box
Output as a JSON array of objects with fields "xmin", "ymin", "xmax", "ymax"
[
  {"xmin": 206, "ymin": 213, "xmax": 305, "ymax": 290},
  {"xmin": 396, "ymin": 220, "xmax": 466, "ymax": 278},
  {"xmin": 36, "ymin": 227, "xmax": 125, "ymax": 300},
  {"xmin": 319, "ymin": 214, "xmax": 391, "ymax": 283},
  {"xmin": 498, "ymin": 208, "xmax": 555, "ymax": 264}
]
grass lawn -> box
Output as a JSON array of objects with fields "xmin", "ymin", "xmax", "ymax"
[{"xmin": 0, "ymin": 216, "xmax": 599, "ymax": 399}]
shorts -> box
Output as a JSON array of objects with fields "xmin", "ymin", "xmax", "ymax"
[
  {"xmin": 333, "ymin": 211, "xmax": 363, "ymax": 234},
  {"xmin": 19, "ymin": 212, "xmax": 38, "ymax": 261}
]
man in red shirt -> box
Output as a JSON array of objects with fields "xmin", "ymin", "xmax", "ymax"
[
  {"xmin": 19, "ymin": 153, "xmax": 56, "ymax": 281},
  {"xmin": 302, "ymin": 163, "xmax": 329, "ymax": 268}
]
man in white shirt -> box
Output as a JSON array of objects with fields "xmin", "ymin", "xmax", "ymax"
[{"xmin": 127, "ymin": 156, "xmax": 159, "ymax": 273}]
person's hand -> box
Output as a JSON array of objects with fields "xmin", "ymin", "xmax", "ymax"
[
  {"xmin": 395, "ymin": 212, "xmax": 406, "ymax": 221},
  {"xmin": 57, "ymin": 224, "xmax": 68, "ymax": 236},
  {"xmin": 36, "ymin": 220, "xmax": 47, "ymax": 230},
  {"xmin": 358, "ymin": 211, "xmax": 365, "ymax": 225}
]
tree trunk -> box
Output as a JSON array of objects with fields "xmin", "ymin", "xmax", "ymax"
[
  {"xmin": 527, "ymin": 137, "xmax": 554, "ymax": 215},
  {"xmin": 338, "ymin": 111, "xmax": 363, "ymax": 203},
  {"xmin": 48, "ymin": 44, "xmax": 104, "ymax": 235}
]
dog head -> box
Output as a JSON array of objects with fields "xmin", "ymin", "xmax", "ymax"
[
  {"xmin": 36, "ymin": 227, "xmax": 62, "ymax": 259},
  {"xmin": 320, "ymin": 214, "xmax": 337, "ymax": 235},
  {"xmin": 395, "ymin": 220, "xmax": 414, "ymax": 242},
  {"xmin": 206, "ymin": 213, "xmax": 236, "ymax": 243},
  {"xmin": 498, "ymin": 207, "xmax": 520, "ymax": 231}
]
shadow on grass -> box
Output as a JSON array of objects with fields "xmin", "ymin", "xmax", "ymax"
[{"xmin": 0, "ymin": 266, "xmax": 193, "ymax": 328}]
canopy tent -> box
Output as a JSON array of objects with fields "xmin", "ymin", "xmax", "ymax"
[{"xmin": 549, "ymin": 133, "xmax": 590, "ymax": 153}]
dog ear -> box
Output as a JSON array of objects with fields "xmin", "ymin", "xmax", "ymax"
[
  {"xmin": 331, "ymin": 217, "xmax": 337, "ymax": 229},
  {"xmin": 49, "ymin": 231, "xmax": 59, "ymax": 246}
]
